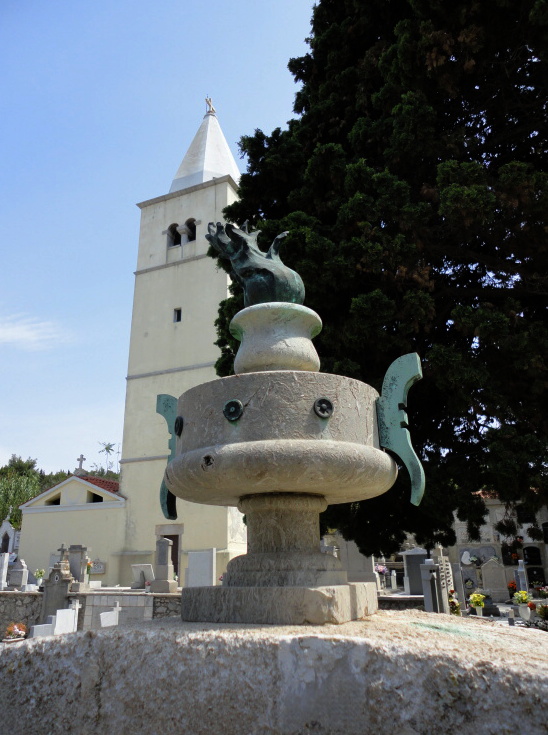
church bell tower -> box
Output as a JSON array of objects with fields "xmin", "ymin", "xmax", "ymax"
[{"xmin": 118, "ymin": 102, "xmax": 246, "ymax": 585}]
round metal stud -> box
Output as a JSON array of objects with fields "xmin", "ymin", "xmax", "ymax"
[
  {"xmin": 174, "ymin": 416, "xmax": 184, "ymax": 437},
  {"xmin": 313, "ymin": 397, "xmax": 334, "ymax": 419},
  {"xmin": 223, "ymin": 399, "xmax": 244, "ymax": 422}
]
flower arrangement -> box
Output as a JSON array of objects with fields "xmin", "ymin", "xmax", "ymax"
[
  {"xmin": 448, "ymin": 589, "xmax": 461, "ymax": 616},
  {"xmin": 537, "ymin": 605, "xmax": 548, "ymax": 621},
  {"xmin": 375, "ymin": 564, "xmax": 388, "ymax": 575},
  {"xmin": 86, "ymin": 562, "xmax": 92, "ymax": 575},
  {"xmin": 536, "ymin": 586, "xmax": 548, "ymax": 599},
  {"xmin": 513, "ymin": 590, "xmax": 532, "ymax": 604},
  {"xmin": 527, "ymin": 601, "xmax": 537, "ymax": 611},
  {"xmin": 469, "ymin": 593, "xmax": 485, "ymax": 608},
  {"xmin": 34, "ymin": 569, "xmax": 45, "ymax": 580},
  {"xmin": 507, "ymin": 580, "xmax": 517, "ymax": 594},
  {"xmin": 4, "ymin": 622, "xmax": 27, "ymax": 640}
]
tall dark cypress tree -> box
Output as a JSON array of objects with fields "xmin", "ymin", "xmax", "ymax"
[{"xmin": 212, "ymin": 0, "xmax": 548, "ymax": 555}]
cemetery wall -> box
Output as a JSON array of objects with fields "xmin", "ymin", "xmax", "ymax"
[
  {"xmin": 153, "ymin": 593, "xmax": 181, "ymax": 618},
  {"xmin": 0, "ymin": 591, "xmax": 42, "ymax": 634}
]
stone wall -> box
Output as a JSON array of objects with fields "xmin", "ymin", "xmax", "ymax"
[
  {"xmin": 153, "ymin": 593, "xmax": 181, "ymax": 618},
  {"xmin": 0, "ymin": 592, "xmax": 42, "ymax": 635}
]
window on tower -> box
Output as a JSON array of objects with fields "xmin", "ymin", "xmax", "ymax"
[
  {"xmin": 167, "ymin": 223, "xmax": 182, "ymax": 247},
  {"xmin": 173, "ymin": 308, "xmax": 182, "ymax": 323},
  {"xmin": 185, "ymin": 218, "xmax": 196, "ymax": 242}
]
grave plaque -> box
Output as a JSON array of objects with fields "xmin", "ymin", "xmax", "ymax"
[
  {"xmin": 185, "ymin": 549, "xmax": 216, "ymax": 588},
  {"xmin": 90, "ymin": 559, "xmax": 106, "ymax": 575}
]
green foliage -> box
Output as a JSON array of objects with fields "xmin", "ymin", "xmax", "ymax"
[
  {"xmin": 212, "ymin": 0, "xmax": 548, "ymax": 555},
  {"xmin": 0, "ymin": 465, "xmax": 40, "ymax": 528}
]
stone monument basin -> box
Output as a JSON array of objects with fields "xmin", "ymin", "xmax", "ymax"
[{"xmin": 164, "ymin": 370, "xmax": 397, "ymax": 507}]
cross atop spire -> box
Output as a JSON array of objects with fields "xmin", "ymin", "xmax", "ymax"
[{"xmin": 169, "ymin": 103, "xmax": 240, "ymax": 193}]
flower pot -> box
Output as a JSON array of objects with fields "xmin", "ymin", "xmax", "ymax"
[
  {"xmin": 518, "ymin": 604, "xmax": 531, "ymax": 622},
  {"xmin": 474, "ymin": 607, "xmax": 483, "ymax": 617}
]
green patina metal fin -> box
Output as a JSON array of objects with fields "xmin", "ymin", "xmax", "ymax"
[
  {"xmin": 376, "ymin": 353, "xmax": 425, "ymax": 506},
  {"xmin": 156, "ymin": 393, "xmax": 178, "ymax": 520}
]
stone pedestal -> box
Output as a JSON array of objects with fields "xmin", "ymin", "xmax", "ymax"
[{"xmin": 181, "ymin": 493, "xmax": 376, "ymax": 624}]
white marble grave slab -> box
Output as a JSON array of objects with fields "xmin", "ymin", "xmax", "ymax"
[
  {"xmin": 53, "ymin": 608, "xmax": 78, "ymax": 635},
  {"xmin": 185, "ymin": 549, "xmax": 216, "ymax": 588}
]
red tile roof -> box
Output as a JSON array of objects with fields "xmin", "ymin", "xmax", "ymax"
[{"xmin": 82, "ymin": 476, "xmax": 120, "ymax": 494}]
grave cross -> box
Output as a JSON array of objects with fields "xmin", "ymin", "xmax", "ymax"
[
  {"xmin": 70, "ymin": 599, "xmax": 82, "ymax": 614},
  {"xmin": 58, "ymin": 543, "xmax": 68, "ymax": 559},
  {"xmin": 76, "ymin": 454, "xmax": 86, "ymax": 470}
]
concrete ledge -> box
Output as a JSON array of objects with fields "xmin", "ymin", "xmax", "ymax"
[
  {"xmin": 182, "ymin": 582, "xmax": 378, "ymax": 624},
  {"xmin": 1, "ymin": 610, "xmax": 547, "ymax": 734}
]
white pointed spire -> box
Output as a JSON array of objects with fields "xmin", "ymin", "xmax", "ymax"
[{"xmin": 169, "ymin": 101, "xmax": 241, "ymax": 193}]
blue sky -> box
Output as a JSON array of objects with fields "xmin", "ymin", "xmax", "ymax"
[{"xmin": 0, "ymin": 0, "xmax": 314, "ymax": 473}]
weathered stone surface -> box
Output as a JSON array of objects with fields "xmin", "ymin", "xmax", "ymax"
[
  {"xmin": 166, "ymin": 371, "xmax": 397, "ymax": 506},
  {"xmin": 230, "ymin": 302, "xmax": 321, "ymax": 373},
  {"xmin": 1, "ymin": 610, "xmax": 547, "ymax": 735},
  {"xmin": 181, "ymin": 583, "xmax": 377, "ymax": 625},
  {"xmin": 152, "ymin": 594, "xmax": 181, "ymax": 619},
  {"xmin": 225, "ymin": 494, "xmax": 347, "ymax": 588}
]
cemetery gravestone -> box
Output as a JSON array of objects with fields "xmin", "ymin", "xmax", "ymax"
[
  {"xmin": 9, "ymin": 558, "xmax": 28, "ymax": 589},
  {"xmin": 185, "ymin": 549, "xmax": 216, "ymax": 588},
  {"xmin": 131, "ymin": 564, "xmax": 155, "ymax": 589},
  {"xmin": 431, "ymin": 547, "xmax": 453, "ymax": 614},
  {"xmin": 68, "ymin": 545, "xmax": 90, "ymax": 592},
  {"xmin": 390, "ymin": 570, "xmax": 398, "ymax": 590},
  {"xmin": 450, "ymin": 563, "xmax": 467, "ymax": 612},
  {"xmin": 481, "ymin": 558, "xmax": 508, "ymax": 602},
  {"xmin": 29, "ymin": 616, "xmax": 56, "ymax": 638},
  {"xmin": 40, "ymin": 546, "xmax": 74, "ymax": 622},
  {"xmin": 420, "ymin": 559, "xmax": 440, "ymax": 613},
  {"xmin": 53, "ymin": 608, "xmax": 78, "ymax": 635},
  {"xmin": 335, "ymin": 537, "xmax": 377, "ymax": 584},
  {"xmin": 100, "ymin": 602, "xmax": 121, "ymax": 628},
  {"xmin": 402, "ymin": 548, "xmax": 427, "ymax": 595},
  {"xmin": 516, "ymin": 560, "xmax": 529, "ymax": 591},
  {"xmin": 150, "ymin": 537, "xmax": 177, "ymax": 593},
  {"xmin": 0, "ymin": 552, "xmax": 9, "ymax": 590}
]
